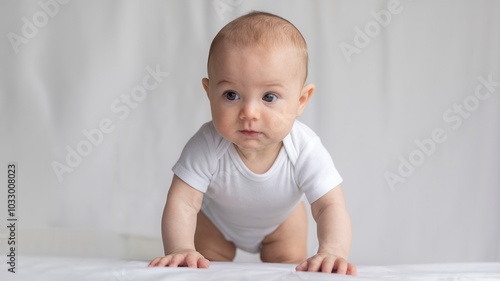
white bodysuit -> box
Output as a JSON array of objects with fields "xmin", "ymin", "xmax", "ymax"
[{"xmin": 172, "ymin": 120, "xmax": 343, "ymax": 253}]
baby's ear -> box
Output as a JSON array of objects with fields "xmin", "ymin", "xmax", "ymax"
[
  {"xmin": 202, "ymin": 78, "xmax": 210, "ymax": 98},
  {"xmin": 297, "ymin": 83, "xmax": 315, "ymax": 116}
]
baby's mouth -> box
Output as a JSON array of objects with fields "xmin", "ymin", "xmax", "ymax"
[{"xmin": 239, "ymin": 130, "xmax": 261, "ymax": 137}]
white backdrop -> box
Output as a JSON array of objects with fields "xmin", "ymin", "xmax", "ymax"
[{"xmin": 1, "ymin": 0, "xmax": 499, "ymax": 266}]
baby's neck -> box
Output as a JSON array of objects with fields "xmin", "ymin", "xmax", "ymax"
[{"xmin": 233, "ymin": 142, "xmax": 283, "ymax": 174}]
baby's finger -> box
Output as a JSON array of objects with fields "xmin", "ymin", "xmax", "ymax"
[
  {"xmin": 333, "ymin": 258, "xmax": 348, "ymax": 275},
  {"xmin": 347, "ymin": 263, "xmax": 357, "ymax": 276},
  {"xmin": 157, "ymin": 256, "xmax": 173, "ymax": 267},
  {"xmin": 184, "ymin": 254, "xmax": 196, "ymax": 268},
  {"xmin": 320, "ymin": 257, "xmax": 335, "ymax": 273},
  {"xmin": 147, "ymin": 257, "xmax": 161, "ymax": 267},
  {"xmin": 295, "ymin": 260, "xmax": 308, "ymax": 271},
  {"xmin": 306, "ymin": 256, "xmax": 323, "ymax": 272},
  {"xmin": 168, "ymin": 254, "xmax": 185, "ymax": 267},
  {"xmin": 198, "ymin": 257, "xmax": 210, "ymax": 269},
  {"xmin": 185, "ymin": 253, "xmax": 204, "ymax": 268},
  {"xmin": 148, "ymin": 256, "xmax": 172, "ymax": 267}
]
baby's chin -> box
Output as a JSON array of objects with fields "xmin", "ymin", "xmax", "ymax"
[{"xmin": 231, "ymin": 137, "xmax": 284, "ymax": 152}]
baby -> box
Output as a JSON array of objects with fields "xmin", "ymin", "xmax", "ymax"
[{"xmin": 149, "ymin": 11, "xmax": 356, "ymax": 275}]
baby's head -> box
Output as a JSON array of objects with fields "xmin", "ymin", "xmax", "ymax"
[
  {"xmin": 207, "ymin": 11, "xmax": 309, "ymax": 83},
  {"xmin": 203, "ymin": 11, "xmax": 315, "ymax": 153}
]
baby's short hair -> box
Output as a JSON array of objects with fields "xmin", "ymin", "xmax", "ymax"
[{"xmin": 207, "ymin": 11, "xmax": 309, "ymax": 82}]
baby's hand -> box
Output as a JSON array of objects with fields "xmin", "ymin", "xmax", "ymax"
[
  {"xmin": 148, "ymin": 249, "xmax": 210, "ymax": 268},
  {"xmin": 295, "ymin": 253, "xmax": 356, "ymax": 275}
]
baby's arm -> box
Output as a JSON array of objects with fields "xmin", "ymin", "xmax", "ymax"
[
  {"xmin": 295, "ymin": 184, "xmax": 356, "ymax": 275},
  {"xmin": 148, "ymin": 175, "xmax": 210, "ymax": 268}
]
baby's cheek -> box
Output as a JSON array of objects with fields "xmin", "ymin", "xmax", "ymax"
[
  {"xmin": 212, "ymin": 118, "xmax": 232, "ymax": 139},
  {"xmin": 268, "ymin": 111, "xmax": 296, "ymax": 133}
]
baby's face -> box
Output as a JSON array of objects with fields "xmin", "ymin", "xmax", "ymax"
[{"xmin": 203, "ymin": 45, "xmax": 313, "ymax": 154}]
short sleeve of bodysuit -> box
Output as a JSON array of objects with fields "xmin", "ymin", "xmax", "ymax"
[
  {"xmin": 286, "ymin": 122, "xmax": 343, "ymax": 203},
  {"xmin": 172, "ymin": 122, "xmax": 226, "ymax": 192}
]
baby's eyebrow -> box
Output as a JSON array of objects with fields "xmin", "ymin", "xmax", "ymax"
[
  {"xmin": 216, "ymin": 79, "xmax": 234, "ymax": 86},
  {"xmin": 263, "ymin": 81, "xmax": 286, "ymax": 88},
  {"xmin": 215, "ymin": 79, "xmax": 288, "ymax": 91}
]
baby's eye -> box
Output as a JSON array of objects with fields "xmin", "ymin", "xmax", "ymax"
[
  {"xmin": 224, "ymin": 91, "xmax": 240, "ymax": 101},
  {"xmin": 262, "ymin": 93, "xmax": 278, "ymax": 103}
]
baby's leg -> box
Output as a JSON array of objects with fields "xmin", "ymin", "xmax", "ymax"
[
  {"xmin": 260, "ymin": 202, "xmax": 308, "ymax": 263},
  {"xmin": 195, "ymin": 211, "xmax": 236, "ymax": 261}
]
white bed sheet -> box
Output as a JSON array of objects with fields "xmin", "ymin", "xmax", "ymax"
[{"xmin": 2, "ymin": 256, "xmax": 500, "ymax": 281}]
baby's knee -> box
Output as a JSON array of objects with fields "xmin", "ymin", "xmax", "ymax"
[
  {"xmin": 195, "ymin": 211, "xmax": 236, "ymax": 261},
  {"xmin": 260, "ymin": 244, "xmax": 307, "ymax": 264},
  {"xmin": 259, "ymin": 203, "xmax": 308, "ymax": 263}
]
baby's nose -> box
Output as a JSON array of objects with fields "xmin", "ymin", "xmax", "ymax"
[{"xmin": 240, "ymin": 100, "xmax": 260, "ymax": 120}]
